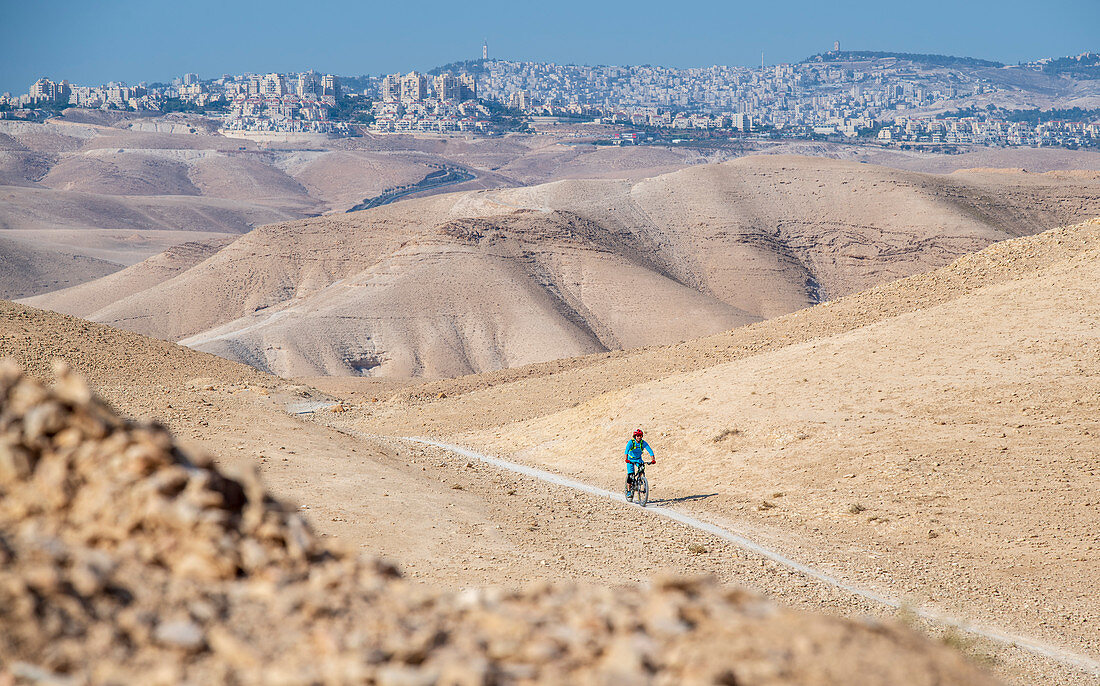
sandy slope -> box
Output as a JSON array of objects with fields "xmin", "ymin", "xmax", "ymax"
[
  {"xmin": 0, "ymin": 233, "xmax": 120, "ymax": 299},
  {"xmin": 0, "ymin": 185, "xmax": 300, "ymax": 235},
  {"xmin": 22, "ymin": 236, "xmax": 237, "ymax": 315},
  {"xmin": 322, "ymin": 218, "xmax": 1099, "ymax": 684},
  {"xmin": 749, "ymin": 140, "xmax": 1100, "ymax": 174},
  {"xmin": 490, "ymin": 142, "xmax": 714, "ymax": 184},
  {"xmin": 276, "ymin": 150, "xmax": 444, "ymax": 212},
  {"xmin": 0, "ymin": 227, "xmax": 236, "ymax": 268},
  {"xmin": 40, "ymin": 151, "xmax": 203, "ymax": 196}
]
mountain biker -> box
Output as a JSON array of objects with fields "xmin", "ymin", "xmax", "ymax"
[{"xmin": 625, "ymin": 429, "xmax": 655, "ymax": 495}]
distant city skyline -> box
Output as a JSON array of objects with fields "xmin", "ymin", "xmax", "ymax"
[{"xmin": 1, "ymin": 0, "xmax": 1096, "ymax": 95}]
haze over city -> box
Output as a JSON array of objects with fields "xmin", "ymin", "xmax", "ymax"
[{"xmin": 1, "ymin": 2, "xmax": 1099, "ymax": 685}]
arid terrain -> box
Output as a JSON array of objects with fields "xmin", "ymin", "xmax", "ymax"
[
  {"xmin": 2, "ymin": 215, "xmax": 1099, "ymax": 684},
  {"xmin": 318, "ymin": 217, "xmax": 1100, "ymax": 685},
  {"xmin": 2, "ymin": 106, "xmax": 1099, "ymax": 684},
  {"xmin": 0, "ymin": 112, "xmax": 729, "ymax": 301},
  {"xmin": 7, "ymin": 110, "xmax": 1100, "ymax": 305},
  {"xmin": 24, "ymin": 155, "xmax": 1100, "ymax": 378},
  {"xmin": 0, "ymin": 359, "xmax": 1000, "ymax": 685}
]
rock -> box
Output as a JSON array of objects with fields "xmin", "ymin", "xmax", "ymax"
[
  {"xmin": 51, "ymin": 361, "xmax": 91, "ymax": 406},
  {"xmin": 376, "ymin": 666, "xmax": 437, "ymax": 686},
  {"xmin": 0, "ymin": 442, "xmax": 32, "ymax": 480},
  {"xmin": 23, "ymin": 402, "xmax": 66, "ymax": 440},
  {"xmin": 154, "ymin": 619, "xmax": 205, "ymax": 651}
]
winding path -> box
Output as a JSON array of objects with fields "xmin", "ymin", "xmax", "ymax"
[
  {"xmin": 346, "ymin": 167, "xmax": 476, "ymax": 212},
  {"xmin": 401, "ymin": 436, "xmax": 1100, "ymax": 678}
]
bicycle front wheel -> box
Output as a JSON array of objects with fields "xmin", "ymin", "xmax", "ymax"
[{"xmin": 635, "ymin": 475, "xmax": 649, "ymax": 507}]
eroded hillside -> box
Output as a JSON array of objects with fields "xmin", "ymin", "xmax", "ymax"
[
  {"xmin": 29, "ymin": 156, "xmax": 1100, "ymax": 378},
  {"xmin": 0, "ymin": 115, "xmax": 725, "ymax": 299}
]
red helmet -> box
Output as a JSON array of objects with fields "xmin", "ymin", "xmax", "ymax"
[{"xmin": 633, "ymin": 429, "xmax": 643, "ymax": 438}]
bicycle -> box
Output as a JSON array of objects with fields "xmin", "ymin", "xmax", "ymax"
[{"xmin": 625, "ymin": 462, "xmax": 650, "ymax": 507}]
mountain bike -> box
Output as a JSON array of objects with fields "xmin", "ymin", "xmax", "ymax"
[{"xmin": 625, "ymin": 463, "xmax": 649, "ymax": 507}]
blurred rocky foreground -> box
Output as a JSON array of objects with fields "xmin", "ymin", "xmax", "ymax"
[{"xmin": 0, "ymin": 363, "xmax": 999, "ymax": 685}]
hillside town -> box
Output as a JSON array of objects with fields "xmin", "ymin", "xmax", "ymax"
[
  {"xmin": 3, "ymin": 71, "xmax": 355, "ymax": 135},
  {"xmin": 371, "ymin": 71, "xmax": 492, "ymax": 132},
  {"xmin": 476, "ymin": 48, "xmax": 1100, "ymax": 148},
  {"xmin": 3, "ymin": 48, "xmax": 1098, "ymax": 148}
]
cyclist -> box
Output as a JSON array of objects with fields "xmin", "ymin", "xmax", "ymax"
[{"xmin": 624, "ymin": 429, "xmax": 656, "ymax": 496}]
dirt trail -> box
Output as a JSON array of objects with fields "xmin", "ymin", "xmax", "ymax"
[{"xmin": 401, "ymin": 436, "xmax": 1100, "ymax": 678}]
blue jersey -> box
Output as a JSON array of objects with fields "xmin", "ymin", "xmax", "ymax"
[{"xmin": 624, "ymin": 439, "xmax": 654, "ymax": 463}]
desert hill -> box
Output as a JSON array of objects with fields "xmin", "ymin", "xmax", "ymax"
[
  {"xmin": 346, "ymin": 217, "xmax": 1100, "ymax": 434},
  {"xmin": 23, "ymin": 236, "xmax": 235, "ymax": 316},
  {"xmin": 321, "ymin": 217, "xmax": 1100, "ymax": 684},
  {"xmin": 0, "ymin": 364, "xmax": 998, "ymax": 685},
  {"xmin": 0, "ymin": 233, "xmax": 121, "ymax": 299},
  {"xmin": 7, "ymin": 113, "xmax": 1100, "ymax": 303},
  {"xmin": 34, "ymin": 154, "xmax": 1100, "ymax": 378},
  {"xmin": 0, "ymin": 299, "xmax": 882, "ymax": 606},
  {"xmin": 0, "ymin": 116, "xmax": 726, "ymax": 300}
]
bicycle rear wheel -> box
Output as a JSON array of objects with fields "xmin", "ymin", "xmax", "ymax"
[{"xmin": 635, "ymin": 474, "xmax": 649, "ymax": 507}]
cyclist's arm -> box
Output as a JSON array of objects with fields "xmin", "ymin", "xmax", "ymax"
[{"xmin": 643, "ymin": 441, "xmax": 654, "ymax": 457}]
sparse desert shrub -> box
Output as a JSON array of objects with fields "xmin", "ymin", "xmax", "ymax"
[
  {"xmin": 848, "ymin": 503, "xmax": 867, "ymax": 514},
  {"xmin": 711, "ymin": 428, "xmax": 741, "ymax": 442},
  {"xmin": 758, "ymin": 500, "xmax": 776, "ymax": 511},
  {"xmin": 688, "ymin": 543, "xmax": 708, "ymax": 554},
  {"xmin": 896, "ymin": 604, "xmax": 920, "ymax": 629},
  {"xmin": 941, "ymin": 627, "xmax": 999, "ymax": 667}
]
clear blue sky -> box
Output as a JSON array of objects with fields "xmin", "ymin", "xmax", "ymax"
[{"xmin": 1, "ymin": 0, "xmax": 1096, "ymax": 94}]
